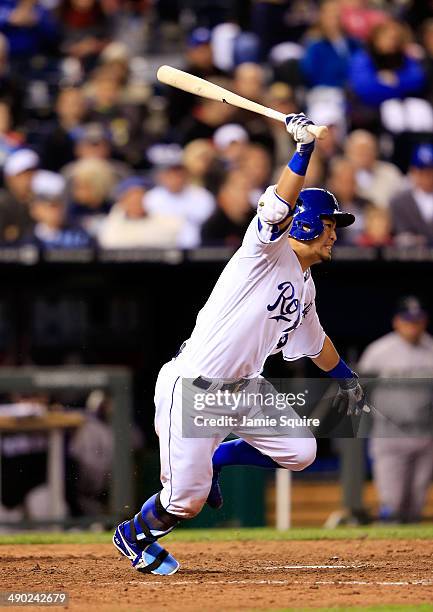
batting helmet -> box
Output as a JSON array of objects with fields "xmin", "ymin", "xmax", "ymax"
[{"xmin": 289, "ymin": 188, "xmax": 355, "ymax": 241}]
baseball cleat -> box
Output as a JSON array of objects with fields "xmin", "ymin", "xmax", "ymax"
[
  {"xmin": 206, "ymin": 467, "xmax": 223, "ymax": 509},
  {"xmin": 113, "ymin": 521, "xmax": 180, "ymax": 575}
]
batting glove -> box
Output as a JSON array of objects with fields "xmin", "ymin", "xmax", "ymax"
[
  {"xmin": 285, "ymin": 113, "xmax": 315, "ymax": 152},
  {"xmin": 331, "ymin": 375, "xmax": 372, "ymax": 417}
]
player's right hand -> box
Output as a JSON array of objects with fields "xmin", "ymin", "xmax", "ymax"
[
  {"xmin": 331, "ymin": 376, "xmax": 372, "ymax": 417},
  {"xmin": 285, "ymin": 113, "xmax": 315, "ymax": 147}
]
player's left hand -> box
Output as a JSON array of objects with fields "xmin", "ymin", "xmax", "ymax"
[
  {"xmin": 332, "ymin": 376, "xmax": 372, "ymax": 417},
  {"xmin": 285, "ymin": 113, "xmax": 315, "ymax": 149}
]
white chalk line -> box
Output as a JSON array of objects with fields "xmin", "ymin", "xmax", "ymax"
[
  {"xmin": 128, "ymin": 578, "xmax": 433, "ymax": 587},
  {"xmin": 118, "ymin": 564, "xmax": 433, "ymax": 588}
]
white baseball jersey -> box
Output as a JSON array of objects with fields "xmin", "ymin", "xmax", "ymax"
[{"xmin": 175, "ymin": 215, "xmax": 325, "ymax": 379}]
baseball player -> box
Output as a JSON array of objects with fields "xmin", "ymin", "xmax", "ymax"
[{"xmin": 113, "ymin": 113, "xmax": 370, "ymax": 575}]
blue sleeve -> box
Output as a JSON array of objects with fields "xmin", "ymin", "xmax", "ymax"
[
  {"xmin": 397, "ymin": 58, "xmax": 426, "ymax": 96},
  {"xmin": 301, "ymin": 42, "xmax": 320, "ymax": 87},
  {"xmin": 349, "ymin": 51, "xmax": 399, "ymax": 105},
  {"xmin": 350, "ymin": 51, "xmax": 426, "ymax": 106},
  {"xmin": 34, "ymin": 6, "xmax": 60, "ymax": 42},
  {"xmin": 0, "ymin": 8, "xmax": 13, "ymax": 28}
]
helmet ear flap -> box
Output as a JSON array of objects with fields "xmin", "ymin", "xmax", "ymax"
[
  {"xmin": 289, "ymin": 188, "xmax": 338, "ymax": 241},
  {"xmin": 289, "ymin": 187, "xmax": 354, "ymax": 240}
]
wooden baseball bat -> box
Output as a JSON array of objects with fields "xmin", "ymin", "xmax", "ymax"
[{"xmin": 156, "ymin": 65, "xmax": 328, "ymax": 140}]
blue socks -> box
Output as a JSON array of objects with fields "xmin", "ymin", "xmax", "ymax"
[
  {"xmin": 126, "ymin": 440, "xmax": 280, "ymax": 544},
  {"xmin": 212, "ymin": 438, "xmax": 279, "ymax": 470}
]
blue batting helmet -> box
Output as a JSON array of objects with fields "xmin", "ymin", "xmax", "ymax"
[{"xmin": 289, "ymin": 188, "xmax": 355, "ymax": 241}]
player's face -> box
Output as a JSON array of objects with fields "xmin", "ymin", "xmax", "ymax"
[
  {"xmin": 311, "ymin": 218, "xmax": 337, "ymax": 263},
  {"xmin": 393, "ymin": 315, "xmax": 427, "ymax": 344}
]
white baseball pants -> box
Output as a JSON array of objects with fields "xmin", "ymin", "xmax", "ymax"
[{"xmin": 154, "ymin": 359, "xmax": 317, "ymax": 518}]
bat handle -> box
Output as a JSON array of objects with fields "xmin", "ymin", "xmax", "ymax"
[
  {"xmin": 307, "ymin": 124, "xmax": 329, "ymax": 140},
  {"xmin": 273, "ymin": 111, "xmax": 328, "ymax": 140}
]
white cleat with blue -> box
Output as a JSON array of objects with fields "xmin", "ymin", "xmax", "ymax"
[{"xmin": 113, "ymin": 521, "xmax": 180, "ymax": 575}]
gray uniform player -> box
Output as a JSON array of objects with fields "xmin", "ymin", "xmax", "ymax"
[{"xmin": 359, "ymin": 296, "xmax": 433, "ymax": 522}]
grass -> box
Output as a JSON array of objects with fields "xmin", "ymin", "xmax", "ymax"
[{"xmin": 0, "ymin": 525, "xmax": 433, "ymax": 545}]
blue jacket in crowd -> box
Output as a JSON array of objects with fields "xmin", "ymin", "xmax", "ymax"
[
  {"xmin": 301, "ymin": 37, "xmax": 361, "ymax": 88},
  {"xmin": 0, "ymin": 1, "xmax": 59, "ymax": 58},
  {"xmin": 349, "ymin": 50, "xmax": 426, "ymax": 106}
]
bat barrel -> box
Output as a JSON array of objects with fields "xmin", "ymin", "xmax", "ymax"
[{"xmin": 157, "ymin": 65, "xmax": 329, "ymax": 140}]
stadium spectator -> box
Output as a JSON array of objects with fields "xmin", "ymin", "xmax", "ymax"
[
  {"xmin": 201, "ymin": 169, "xmax": 255, "ymax": 247},
  {"xmin": 233, "ymin": 31, "xmax": 261, "ymax": 67},
  {"xmin": 301, "ymin": 0, "xmax": 360, "ymax": 89},
  {"xmin": 239, "ymin": 143, "xmax": 273, "ymax": 206},
  {"xmin": 40, "ymin": 87, "xmax": 89, "ymax": 172},
  {"xmin": 145, "ymin": 144, "xmax": 215, "ymax": 249},
  {"xmin": 211, "ymin": 22, "xmax": 241, "ymax": 73},
  {"xmin": 104, "ymin": 2, "xmax": 150, "ymax": 58},
  {"xmin": 308, "ymin": 103, "xmax": 345, "ymax": 175},
  {"xmin": 0, "ymin": 0, "xmax": 59, "ymax": 65},
  {"xmin": 62, "ymin": 122, "xmax": 130, "ymax": 184},
  {"xmin": 349, "ymin": 20, "xmax": 429, "ymax": 133},
  {"xmin": 84, "ymin": 65, "xmax": 147, "ymax": 166},
  {"xmin": 0, "ymin": 100, "xmax": 25, "ymax": 170},
  {"xmin": 97, "ymin": 41, "xmax": 150, "ymax": 108},
  {"xmin": 0, "ymin": 33, "xmax": 25, "ymax": 128},
  {"xmin": 303, "ymin": 152, "xmax": 326, "ymax": 189},
  {"xmin": 233, "ymin": 62, "xmax": 265, "ymax": 103},
  {"xmin": 355, "ymin": 204, "xmax": 393, "ymax": 247},
  {"xmin": 67, "ymin": 385, "xmax": 141, "ymax": 517},
  {"xmin": 250, "ymin": 0, "xmax": 312, "ymax": 59},
  {"xmin": 203, "ymin": 123, "xmax": 250, "ymax": 194},
  {"xmin": 349, "ymin": 20, "xmax": 426, "ymax": 106},
  {"xmin": 390, "ymin": 143, "xmax": 433, "ymax": 246},
  {"xmin": 345, "ymin": 130, "xmax": 403, "ymax": 207},
  {"xmin": 97, "ymin": 176, "xmax": 181, "ymax": 249},
  {"xmin": 326, "ymin": 157, "xmax": 369, "ymax": 244},
  {"xmin": 421, "ymin": 19, "xmax": 433, "ymax": 103},
  {"xmin": 231, "ymin": 62, "xmax": 275, "ymax": 151},
  {"xmin": 264, "ymin": 82, "xmax": 297, "ymax": 167},
  {"xmin": 26, "ymin": 170, "xmax": 93, "ymax": 249},
  {"xmin": 177, "ymin": 83, "xmax": 236, "ymax": 145},
  {"xmin": 0, "ymin": 395, "xmax": 50, "ymax": 521},
  {"xmin": 358, "ymin": 296, "xmax": 433, "ymax": 523},
  {"xmin": 68, "ymin": 390, "xmax": 113, "ymax": 516},
  {"xmin": 182, "ymin": 139, "xmax": 218, "ymax": 188},
  {"xmin": 340, "ymin": 0, "xmax": 388, "ymax": 42},
  {"xmin": 60, "ymin": 0, "xmax": 109, "ymax": 72},
  {"xmin": 0, "ymin": 148, "xmax": 38, "ymax": 244},
  {"xmin": 67, "ymin": 157, "xmax": 115, "ymax": 237},
  {"xmin": 213, "ymin": 123, "xmax": 249, "ymax": 170},
  {"xmin": 165, "ymin": 27, "xmax": 222, "ymax": 129},
  {"xmin": 404, "ymin": 0, "xmax": 433, "ymax": 33},
  {"xmin": 98, "ymin": 41, "xmax": 130, "ymax": 86}
]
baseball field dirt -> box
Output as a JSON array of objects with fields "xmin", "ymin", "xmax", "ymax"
[{"xmin": 1, "ymin": 528, "xmax": 433, "ymax": 611}]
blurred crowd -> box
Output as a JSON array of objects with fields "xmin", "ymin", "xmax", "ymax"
[
  {"xmin": 0, "ymin": 388, "xmax": 143, "ymax": 521},
  {"xmin": 0, "ymin": 0, "xmax": 432, "ymax": 251}
]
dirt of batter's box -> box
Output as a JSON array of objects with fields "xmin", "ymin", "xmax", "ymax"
[{"xmin": 1, "ymin": 540, "xmax": 433, "ymax": 611}]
